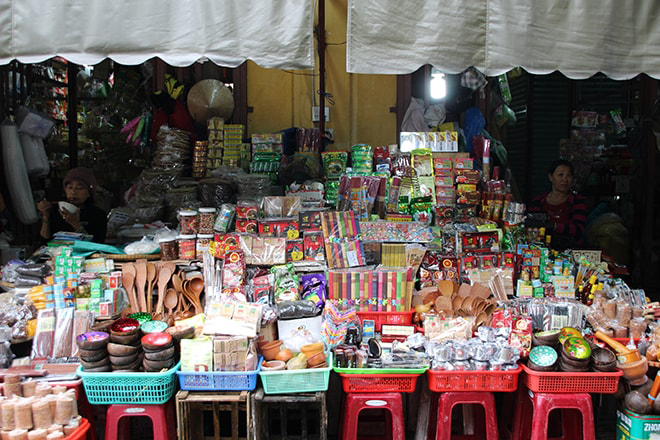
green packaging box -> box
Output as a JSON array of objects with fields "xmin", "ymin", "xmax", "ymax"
[{"xmin": 617, "ymin": 408, "xmax": 660, "ymax": 439}]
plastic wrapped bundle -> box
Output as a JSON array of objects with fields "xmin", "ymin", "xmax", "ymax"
[
  {"xmin": 198, "ymin": 178, "xmax": 235, "ymax": 207},
  {"xmin": 2, "ymin": 120, "xmax": 38, "ymax": 224},
  {"xmin": 164, "ymin": 187, "xmax": 200, "ymax": 224},
  {"xmin": 19, "ymin": 133, "xmax": 49, "ymax": 177},
  {"xmin": 235, "ymin": 174, "xmax": 271, "ymax": 200},
  {"xmin": 152, "ymin": 126, "xmax": 191, "ymax": 171}
]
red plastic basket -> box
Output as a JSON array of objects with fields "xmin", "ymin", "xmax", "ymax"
[
  {"xmin": 521, "ymin": 364, "xmax": 622, "ymax": 394},
  {"xmin": 338, "ymin": 373, "xmax": 421, "ymax": 393},
  {"xmin": 356, "ymin": 311, "xmax": 414, "ymax": 332},
  {"xmin": 427, "ymin": 364, "xmax": 522, "ymax": 392},
  {"xmin": 64, "ymin": 417, "xmax": 90, "ymax": 439}
]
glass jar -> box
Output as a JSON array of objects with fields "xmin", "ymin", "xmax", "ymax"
[
  {"xmin": 198, "ymin": 207, "xmax": 216, "ymax": 234},
  {"xmin": 178, "ymin": 235, "xmax": 197, "ymax": 260},
  {"xmin": 178, "ymin": 210, "xmax": 198, "ymax": 235},
  {"xmin": 159, "ymin": 237, "xmax": 178, "ymax": 261},
  {"xmin": 196, "ymin": 234, "xmax": 214, "ymax": 258}
]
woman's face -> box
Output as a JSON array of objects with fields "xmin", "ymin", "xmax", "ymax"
[
  {"xmin": 65, "ymin": 180, "xmax": 90, "ymax": 206},
  {"xmin": 548, "ymin": 165, "xmax": 573, "ymax": 193}
]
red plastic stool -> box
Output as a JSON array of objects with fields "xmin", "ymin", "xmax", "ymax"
[
  {"xmin": 511, "ymin": 386, "xmax": 596, "ymax": 440},
  {"xmin": 104, "ymin": 400, "xmax": 176, "ymax": 440},
  {"xmin": 433, "ymin": 392, "xmax": 499, "ymax": 440},
  {"xmin": 341, "ymin": 393, "xmax": 405, "ymax": 440}
]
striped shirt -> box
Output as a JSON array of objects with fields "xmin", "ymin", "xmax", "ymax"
[{"xmin": 528, "ymin": 192, "xmax": 588, "ymax": 242}]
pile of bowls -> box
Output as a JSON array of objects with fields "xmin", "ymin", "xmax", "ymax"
[
  {"xmin": 301, "ymin": 342, "xmax": 327, "ymax": 368},
  {"xmin": 108, "ymin": 318, "xmax": 143, "ymax": 372},
  {"xmin": 142, "ymin": 332, "xmax": 176, "ymax": 372},
  {"xmin": 77, "ymin": 331, "xmax": 111, "ymax": 372},
  {"xmin": 591, "ymin": 347, "xmax": 617, "ymax": 372},
  {"xmin": 559, "ymin": 336, "xmax": 592, "ymax": 372}
]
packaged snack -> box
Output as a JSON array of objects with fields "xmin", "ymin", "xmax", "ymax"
[
  {"xmin": 321, "ymin": 151, "xmax": 348, "ymax": 180},
  {"xmin": 301, "ymin": 274, "xmax": 327, "ymax": 308},
  {"xmin": 350, "ymin": 144, "xmax": 373, "ymax": 174},
  {"xmin": 411, "ymin": 148, "xmax": 434, "ymax": 176}
]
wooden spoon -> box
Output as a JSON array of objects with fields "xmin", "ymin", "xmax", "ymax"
[
  {"xmin": 164, "ymin": 288, "xmax": 178, "ymax": 319},
  {"xmin": 134, "ymin": 259, "xmax": 148, "ymax": 313},
  {"xmin": 155, "ymin": 265, "xmax": 173, "ymax": 315},
  {"xmin": 188, "ymin": 276, "xmax": 205, "ymax": 315},
  {"xmin": 121, "ymin": 263, "xmax": 139, "ymax": 314},
  {"xmin": 146, "ymin": 262, "xmax": 157, "ymax": 314},
  {"xmin": 172, "ymin": 272, "xmax": 184, "ymax": 293}
]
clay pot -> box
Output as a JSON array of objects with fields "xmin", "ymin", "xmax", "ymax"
[
  {"xmin": 275, "ymin": 349, "xmax": 293, "ymax": 363},
  {"xmin": 261, "ymin": 340, "xmax": 283, "ymax": 361},
  {"xmin": 261, "ymin": 360, "xmax": 286, "ymax": 371},
  {"xmin": 306, "ymin": 352, "xmax": 327, "ymax": 368}
]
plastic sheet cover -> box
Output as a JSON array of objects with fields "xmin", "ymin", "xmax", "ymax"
[
  {"xmin": 0, "ymin": 0, "xmax": 315, "ymax": 69},
  {"xmin": 347, "ymin": 0, "xmax": 660, "ymax": 80}
]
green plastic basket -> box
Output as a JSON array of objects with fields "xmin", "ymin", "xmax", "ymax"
[
  {"xmin": 77, "ymin": 362, "xmax": 180, "ymax": 404},
  {"xmin": 259, "ymin": 353, "xmax": 332, "ymax": 394}
]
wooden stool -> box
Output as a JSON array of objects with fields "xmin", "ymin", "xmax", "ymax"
[
  {"xmin": 175, "ymin": 390, "xmax": 251, "ymax": 440},
  {"xmin": 251, "ymin": 386, "xmax": 327, "ymax": 440}
]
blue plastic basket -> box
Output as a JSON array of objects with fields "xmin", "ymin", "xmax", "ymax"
[
  {"xmin": 176, "ymin": 357, "xmax": 262, "ymax": 391},
  {"xmin": 76, "ymin": 362, "xmax": 180, "ymax": 405}
]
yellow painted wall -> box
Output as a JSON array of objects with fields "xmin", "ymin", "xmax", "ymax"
[{"xmin": 247, "ymin": 0, "xmax": 397, "ymax": 150}]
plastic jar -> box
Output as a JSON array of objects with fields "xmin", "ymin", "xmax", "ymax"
[
  {"xmin": 196, "ymin": 234, "xmax": 214, "ymax": 258},
  {"xmin": 178, "ymin": 210, "xmax": 198, "ymax": 234},
  {"xmin": 159, "ymin": 237, "xmax": 178, "ymax": 261},
  {"xmin": 198, "ymin": 207, "xmax": 216, "ymax": 234},
  {"xmin": 178, "ymin": 235, "xmax": 197, "ymax": 260}
]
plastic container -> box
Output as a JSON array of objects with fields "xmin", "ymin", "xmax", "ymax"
[
  {"xmin": 178, "ymin": 235, "xmax": 196, "ymax": 260},
  {"xmin": 356, "ymin": 311, "xmax": 414, "ymax": 332},
  {"xmin": 334, "ymin": 365, "xmax": 427, "ymax": 393},
  {"xmin": 259, "ymin": 353, "xmax": 332, "ymax": 394},
  {"xmin": 159, "ymin": 237, "xmax": 178, "ymax": 261},
  {"xmin": 427, "ymin": 364, "xmax": 521, "ymax": 392},
  {"xmin": 77, "ymin": 362, "xmax": 180, "ymax": 404},
  {"xmin": 176, "ymin": 357, "xmax": 262, "ymax": 391},
  {"xmin": 179, "ymin": 210, "xmax": 198, "ymax": 234},
  {"xmin": 521, "ymin": 363, "xmax": 622, "ymax": 394},
  {"xmin": 198, "ymin": 207, "xmax": 217, "ymax": 234}
]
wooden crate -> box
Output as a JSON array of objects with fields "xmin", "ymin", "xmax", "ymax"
[
  {"xmin": 176, "ymin": 390, "xmax": 251, "ymax": 440},
  {"xmin": 250, "ymin": 387, "xmax": 327, "ymax": 440}
]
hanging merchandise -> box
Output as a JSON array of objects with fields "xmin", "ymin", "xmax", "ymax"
[
  {"xmin": 2, "ymin": 120, "xmax": 38, "ymax": 224},
  {"xmin": 18, "ymin": 132, "xmax": 49, "ymax": 177},
  {"xmin": 498, "ymin": 74, "xmax": 512, "ymax": 105}
]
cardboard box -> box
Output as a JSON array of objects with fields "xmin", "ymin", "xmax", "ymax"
[
  {"xmin": 277, "ymin": 316, "xmax": 322, "ymax": 341},
  {"xmin": 617, "ymin": 408, "xmax": 660, "ymax": 439},
  {"xmin": 259, "ymin": 322, "xmax": 278, "ymax": 342}
]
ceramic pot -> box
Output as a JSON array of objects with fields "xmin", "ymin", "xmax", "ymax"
[
  {"xmin": 261, "ymin": 360, "xmax": 286, "ymax": 371},
  {"xmin": 261, "ymin": 340, "xmax": 283, "ymax": 361},
  {"xmin": 306, "ymin": 352, "xmax": 327, "ymax": 368}
]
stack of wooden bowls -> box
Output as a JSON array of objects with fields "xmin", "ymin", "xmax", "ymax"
[
  {"xmin": 141, "ymin": 332, "xmax": 176, "ymax": 372},
  {"xmin": 108, "ymin": 318, "xmax": 143, "ymax": 372},
  {"xmin": 77, "ymin": 332, "xmax": 111, "ymax": 372}
]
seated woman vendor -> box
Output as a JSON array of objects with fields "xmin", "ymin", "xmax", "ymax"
[
  {"xmin": 37, "ymin": 167, "xmax": 107, "ymax": 243},
  {"xmin": 528, "ymin": 159, "xmax": 587, "ymax": 249}
]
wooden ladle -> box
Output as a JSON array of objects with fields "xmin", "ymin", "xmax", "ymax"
[
  {"xmin": 135, "ymin": 259, "xmax": 148, "ymax": 313},
  {"xmin": 122, "ymin": 262, "xmax": 139, "ymax": 314}
]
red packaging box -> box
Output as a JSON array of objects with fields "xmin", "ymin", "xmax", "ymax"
[
  {"xmin": 303, "ymin": 231, "xmax": 326, "ymax": 262},
  {"xmin": 258, "ymin": 219, "xmax": 300, "ymax": 239},
  {"xmin": 299, "ymin": 210, "xmax": 324, "ymax": 231},
  {"xmin": 236, "ymin": 220, "xmax": 258, "ymax": 234},
  {"xmin": 286, "ymin": 239, "xmax": 304, "ymax": 262}
]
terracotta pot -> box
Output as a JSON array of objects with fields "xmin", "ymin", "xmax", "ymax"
[
  {"xmin": 618, "ymin": 357, "xmax": 649, "ymax": 386},
  {"xmin": 261, "ymin": 360, "xmax": 286, "ymax": 371},
  {"xmin": 306, "ymin": 352, "xmax": 327, "ymax": 368},
  {"xmin": 300, "ymin": 342, "xmax": 324, "ymax": 358},
  {"xmin": 262, "ymin": 340, "xmax": 283, "ymax": 361}
]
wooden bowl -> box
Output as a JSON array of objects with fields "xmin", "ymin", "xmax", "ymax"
[
  {"xmin": 90, "ymin": 320, "xmax": 114, "ymax": 333},
  {"xmin": 166, "ymin": 325, "xmax": 195, "ymax": 341},
  {"xmin": 110, "ymin": 318, "xmax": 141, "ymax": 336},
  {"xmin": 83, "ymin": 365, "xmax": 112, "ymax": 373},
  {"xmin": 561, "ymin": 337, "xmax": 591, "ymax": 361},
  {"xmin": 527, "ymin": 359, "xmax": 557, "ymax": 372},
  {"xmin": 141, "ymin": 332, "xmax": 173, "ymax": 351},
  {"xmin": 109, "ymin": 353, "xmax": 139, "ymax": 366},
  {"xmin": 110, "ymin": 333, "xmax": 140, "ymax": 345},
  {"xmin": 144, "ymin": 346, "xmax": 176, "ymax": 361},
  {"xmin": 112, "ymin": 355, "xmax": 142, "ymax": 372},
  {"xmin": 81, "ymin": 356, "xmax": 110, "ymax": 370},
  {"xmin": 143, "ymin": 357, "xmax": 175, "ymax": 372},
  {"xmin": 592, "ymin": 347, "xmax": 616, "ymax": 365},
  {"xmin": 79, "ymin": 348, "xmax": 108, "ymax": 362},
  {"xmin": 76, "ymin": 332, "xmax": 109, "ymax": 350},
  {"xmin": 107, "ymin": 343, "xmax": 140, "ymax": 357},
  {"xmin": 618, "ymin": 358, "xmax": 649, "ymax": 386}
]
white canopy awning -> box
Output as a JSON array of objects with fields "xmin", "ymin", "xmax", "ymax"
[
  {"xmin": 347, "ymin": 0, "xmax": 660, "ymax": 80},
  {"xmin": 0, "ymin": 0, "xmax": 315, "ymax": 69}
]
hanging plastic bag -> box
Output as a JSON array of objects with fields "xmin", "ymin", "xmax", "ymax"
[
  {"xmin": 19, "ymin": 133, "xmax": 50, "ymax": 177},
  {"xmin": 1, "ymin": 120, "xmax": 38, "ymax": 225},
  {"xmin": 401, "ymin": 97, "xmax": 428, "ymax": 132},
  {"xmin": 15, "ymin": 106, "xmax": 55, "ymax": 139}
]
